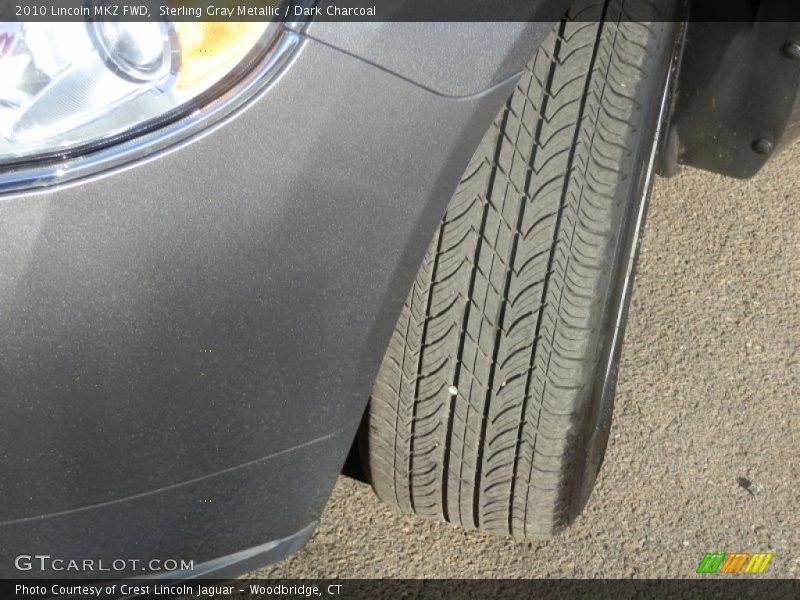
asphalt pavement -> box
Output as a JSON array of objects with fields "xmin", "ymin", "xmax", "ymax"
[{"xmin": 254, "ymin": 144, "xmax": 799, "ymax": 579}]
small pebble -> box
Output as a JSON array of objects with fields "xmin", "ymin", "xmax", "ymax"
[{"xmin": 736, "ymin": 476, "xmax": 763, "ymax": 496}]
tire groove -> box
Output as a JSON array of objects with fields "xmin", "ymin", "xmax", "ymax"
[
  {"xmin": 516, "ymin": 4, "xmax": 608, "ymax": 537},
  {"xmin": 441, "ymin": 104, "xmax": 510, "ymax": 523}
]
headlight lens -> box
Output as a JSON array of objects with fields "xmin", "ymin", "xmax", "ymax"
[
  {"xmin": 90, "ymin": 22, "xmax": 177, "ymax": 84},
  {"xmin": 0, "ymin": 20, "xmax": 279, "ymax": 163}
]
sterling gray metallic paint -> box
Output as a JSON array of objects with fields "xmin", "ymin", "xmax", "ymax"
[
  {"xmin": 0, "ymin": 27, "xmax": 536, "ymax": 576},
  {"xmin": 305, "ymin": 22, "xmax": 555, "ymax": 97}
]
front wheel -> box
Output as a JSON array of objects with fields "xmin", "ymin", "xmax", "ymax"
[{"xmin": 362, "ymin": 0, "xmax": 679, "ymax": 539}]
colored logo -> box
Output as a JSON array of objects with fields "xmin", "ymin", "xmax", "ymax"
[{"xmin": 696, "ymin": 552, "xmax": 774, "ymax": 574}]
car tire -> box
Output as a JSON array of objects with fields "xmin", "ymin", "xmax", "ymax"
[{"xmin": 361, "ymin": 0, "xmax": 680, "ymax": 538}]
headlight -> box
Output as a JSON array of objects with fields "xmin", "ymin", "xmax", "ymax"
[{"xmin": 0, "ymin": 16, "xmax": 295, "ymax": 190}]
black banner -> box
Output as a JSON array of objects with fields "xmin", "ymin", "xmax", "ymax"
[
  {"xmin": 2, "ymin": 0, "xmax": 800, "ymax": 22},
  {"xmin": 1, "ymin": 579, "xmax": 799, "ymax": 600}
]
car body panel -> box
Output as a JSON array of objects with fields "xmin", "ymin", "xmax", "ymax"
[
  {"xmin": 304, "ymin": 21, "xmax": 555, "ymax": 97},
  {"xmin": 0, "ymin": 32, "xmax": 522, "ymax": 576}
]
